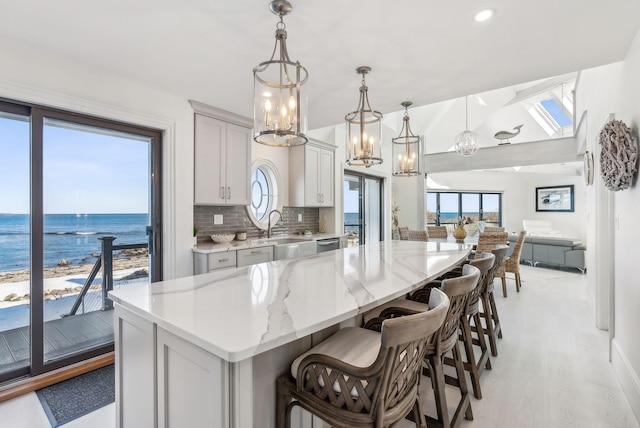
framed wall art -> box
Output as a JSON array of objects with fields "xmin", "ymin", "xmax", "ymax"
[{"xmin": 535, "ymin": 185, "xmax": 574, "ymax": 212}]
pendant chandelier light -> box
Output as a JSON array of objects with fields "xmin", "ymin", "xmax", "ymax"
[
  {"xmin": 454, "ymin": 95, "xmax": 480, "ymax": 156},
  {"xmin": 392, "ymin": 101, "xmax": 421, "ymax": 176},
  {"xmin": 345, "ymin": 66, "xmax": 383, "ymax": 167},
  {"xmin": 253, "ymin": 0, "xmax": 309, "ymax": 147}
]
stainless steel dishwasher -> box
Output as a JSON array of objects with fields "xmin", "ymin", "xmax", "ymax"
[{"xmin": 316, "ymin": 237, "xmax": 341, "ymax": 253}]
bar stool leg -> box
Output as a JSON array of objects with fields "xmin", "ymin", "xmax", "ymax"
[
  {"xmin": 452, "ymin": 341, "xmax": 473, "ymax": 422},
  {"xmin": 472, "ymin": 311, "xmax": 492, "ymax": 372},
  {"xmin": 489, "ymin": 291, "xmax": 503, "ymax": 339},
  {"xmin": 460, "ymin": 315, "xmax": 483, "ymax": 399},
  {"xmin": 427, "ymin": 355, "xmax": 452, "ymax": 428},
  {"xmin": 480, "ymin": 293, "xmax": 499, "ymax": 357}
]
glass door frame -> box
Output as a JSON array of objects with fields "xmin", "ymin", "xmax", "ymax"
[
  {"xmin": 343, "ymin": 171, "xmax": 384, "ymax": 245},
  {"xmin": 0, "ymin": 98, "xmax": 163, "ymax": 381}
]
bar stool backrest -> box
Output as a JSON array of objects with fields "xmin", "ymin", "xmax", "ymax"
[
  {"xmin": 432, "ymin": 264, "xmax": 480, "ymax": 356},
  {"xmin": 486, "ymin": 245, "xmax": 510, "ymax": 293},
  {"xmin": 378, "ymin": 288, "xmax": 449, "ymax": 412},
  {"xmin": 467, "ymin": 252, "xmax": 495, "ymax": 312}
]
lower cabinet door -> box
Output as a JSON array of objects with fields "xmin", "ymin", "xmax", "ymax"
[
  {"xmin": 115, "ymin": 305, "xmax": 155, "ymax": 428},
  {"xmin": 236, "ymin": 247, "xmax": 273, "ymax": 267},
  {"xmin": 157, "ymin": 328, "xmax": 230, "ymax": 427}
]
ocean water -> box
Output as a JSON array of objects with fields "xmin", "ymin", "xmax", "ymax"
[{"xmin": 0, "ymin": 214, "xmax": 148, "ymax": 272}]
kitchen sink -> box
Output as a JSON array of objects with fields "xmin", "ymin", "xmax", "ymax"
[
  {"xmin": 272, "ymin": 239, "xmax": 317, "ymax": 260},
  {"xmin": 267, "ymin": 237, "xmax": 310, "ymax": 245}
]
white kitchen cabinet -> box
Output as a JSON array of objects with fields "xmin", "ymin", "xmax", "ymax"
[
  {"xmin": 193, "ymin": 110, "xmax": 251, "ymax": 206},
  {"xmin": 289, "ymin": 139, "xmax": 335, "ymax": 207},
  {"xmin": 236, "ymin": 246, "xmax": 273, "ymax": 267},
  {"xmin": 194, "ymin": 251, "xmax": 237, "ymax": 274},
  {"xmin": 156, "ymin": 327, "xmax": 230, "ymax": 428}
]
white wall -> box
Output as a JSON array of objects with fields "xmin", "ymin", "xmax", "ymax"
[
  {"xmin": 0, "ymin": 38, "xmax": 195, "ymax": 279},
  {"xmin": 611, "ymin": 29, "xmax": 640, "ymax": 421},
  {"xmin": 574, "ymin": 62, "xmax": 623, "ymax": 332}
]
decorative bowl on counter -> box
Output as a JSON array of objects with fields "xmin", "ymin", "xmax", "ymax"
[{"xmin": 210, "ymin": 233, "xmax": 235, "ymax": 244}]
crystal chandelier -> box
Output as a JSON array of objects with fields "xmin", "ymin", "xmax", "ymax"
[
  {"xmin": 392, "ymin": 102, "xmax": 421, "ymax": 176},
  {"xmin": 345, "ymin": 66, "xmax": 383, "ymax": 167},
  {"xmin": 454, "ymin": 95, "xmax": 480, "ymax": 156},
  {"xmin": 253, "ymin": 0, "xmax": 308, "ymax": 147}
]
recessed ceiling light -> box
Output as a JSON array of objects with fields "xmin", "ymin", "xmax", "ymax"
[{"xmin": 474, "ymin": 9, "xmax": 495, "ymax": 22}]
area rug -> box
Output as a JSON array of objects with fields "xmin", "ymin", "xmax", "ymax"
[{"xmin": 36, "ymin": 364, "xmax": 115, "ymax": 427}]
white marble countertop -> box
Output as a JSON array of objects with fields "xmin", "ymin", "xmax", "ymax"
[
  {"xmin": 109, "ymin": 240, "xmax": 471, "ymax": 362},
  {"xmin": 193, "ymin": 233, "xmax": 346, "ymax": 254}
]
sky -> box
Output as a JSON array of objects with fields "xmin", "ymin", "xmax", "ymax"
[{"xmin": 0, "ymin": 116, "xmax": 149, "ymax": 214}]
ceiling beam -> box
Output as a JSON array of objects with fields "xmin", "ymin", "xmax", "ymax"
[{"xmin": 425, "ymin": 137, "xmax": 580, "ymax": 173}]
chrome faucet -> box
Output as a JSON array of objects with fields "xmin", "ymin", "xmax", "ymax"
[{"xmin": 267, "ymin": 209, "xmax": 282, "ymax": 238}]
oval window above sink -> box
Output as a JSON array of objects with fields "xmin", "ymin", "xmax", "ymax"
[{"xmin": 246, "ymin": 159, "xmax": 283, "ymax": 230}]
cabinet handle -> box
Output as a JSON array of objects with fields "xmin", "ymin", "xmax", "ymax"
[
  {"xmin": 250, "ymin": 250, "xmax": 261, "ymax": 254},
  {"xmin": 227, "ymin": 187, "xmax": 231, "ymax": 199},
  {"xmin": 218, "ymin": 258, "xmax": 229, "ymax": 262},
  {"xmin": 220, "ymin": 187, "xmax": 225, "ymax": 200}
]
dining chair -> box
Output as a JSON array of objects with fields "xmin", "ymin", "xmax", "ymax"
[
  {"xmin": 398, "ymin": 226, "xmax": 409, "ymax": 240},
  {"xmin": 407, "ymin": 230, "xmax": 429, "ymax": 241},
  {"xmin": 276, "ymin": 288, "xmax": 450, "ymax": 428},
  {"xmin": 482, "ymin": 226, "xmax": 505, "ymax": 233},
  {"xmin": 475, "ymin": 231, "xmax": 508, "ymax": 256},
  {"xmin": 427, "ymin": 226, "xmax": 448, "ymax": 238},
  {"xmin": 496, "ymin": 230, "xmax": 526, "ymax": 296}
]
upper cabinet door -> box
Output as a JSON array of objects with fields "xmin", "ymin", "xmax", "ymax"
[
  {"xmin": 194, "ymin": 115, "xmax": 225, "ymax": 205},
  {"xmin": 288, "ymin": 139, "xmax": 336, "ymax": 207},
  {"xmin": 304, "ymin": 144, "xmax": 321, "ymax": 206},
  {"xmin": 193, "ymin": 111, "xmax": 251, "ymax": 206},
  {"xmin": 225, "ymin": 123, "xmax": 251, "ymax": 206},
  {"xmin": 319, "ymin": 148, "xmax": 334, "ymax": 206}
]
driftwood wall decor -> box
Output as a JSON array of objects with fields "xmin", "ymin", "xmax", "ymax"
[{"xmin": 598, "ymin": 119, "xmax": 637, "ymax": 191}]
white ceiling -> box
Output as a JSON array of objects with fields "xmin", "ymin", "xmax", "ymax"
[{"xmin": 1, "ymin": 0, "xmax": 639, "ymax": 131}]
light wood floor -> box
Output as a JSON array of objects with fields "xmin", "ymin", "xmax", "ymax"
[
  {"xmin": 397, "ymin": 265, "xmax": 639, "ymax": 428},
  {"xmin": 0, "ymin": 265, "xmax": 637, "ymax": 428}
]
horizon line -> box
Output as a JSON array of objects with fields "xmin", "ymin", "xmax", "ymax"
[{"xmin": 0, "ymin": 212, "xmax": 148, "ymax": 215}]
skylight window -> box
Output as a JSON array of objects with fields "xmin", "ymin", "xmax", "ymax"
[{"xmin": 540, "ymin": 99, "xmax": 572, "ymax": 127}]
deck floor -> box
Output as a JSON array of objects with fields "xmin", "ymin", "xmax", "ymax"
[{"xmin": 0, "ymin": 309, "xmax": 113, "ymax": 374}]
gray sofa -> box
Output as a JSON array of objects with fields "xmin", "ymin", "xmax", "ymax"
[{"xmin": 507, "ymin": 234, "xmax": 586, "ymax": 273}]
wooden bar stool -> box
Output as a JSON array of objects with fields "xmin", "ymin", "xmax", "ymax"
[
  {"xmin": 478, "ymin": 245, "xmax": 510, "ymax": 357},
  {"xmin": 276, "ymin": 288, "xmax": 450, "ymax": 428},
  {"xmin": 442, "ymin": 252, "xmax": 495, "ymax": 400},
  {"xmin": 366, "ymin": 265, "xmax": 480, "ymax": 428}
]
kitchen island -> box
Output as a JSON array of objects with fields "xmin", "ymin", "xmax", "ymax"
[{"xmin": 109, "ymin": 240, "xmax": 471, "ymax": 427}]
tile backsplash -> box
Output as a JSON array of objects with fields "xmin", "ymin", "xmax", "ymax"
[{"xmin": 194, "ymin": 205, "xmax": 320, "ymax": 243}]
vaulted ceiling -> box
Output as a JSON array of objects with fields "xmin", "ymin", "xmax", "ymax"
[{"xmin": 1, "ymin": 0, "xmax": 639, "ymax": 133}]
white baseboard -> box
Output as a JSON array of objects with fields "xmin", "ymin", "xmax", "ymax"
[{"xmin": 611, "ymin": 338, "xmax": 640, "ymax": 424}]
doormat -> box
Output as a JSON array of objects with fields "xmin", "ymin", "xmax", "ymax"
[{"xmin": 36, "ymin": 364, "xmax": 115, "ymax": 427}]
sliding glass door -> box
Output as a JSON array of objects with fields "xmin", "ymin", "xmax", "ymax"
[
  {"xmin": 0, "ymin": 104, "xmax": 31, "ymax": 377},
  {"xmin": 344, "ymin": 173, "xmax": 383, "ymax": 246},
  {"xmin": 0, "ymin": 100, "xmax": 162, "ymax": 382}
]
